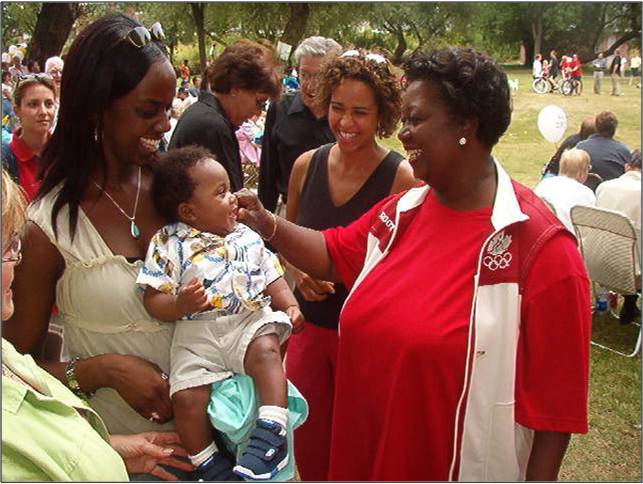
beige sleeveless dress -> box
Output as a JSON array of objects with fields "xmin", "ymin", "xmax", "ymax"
[{"xmin": 29, "ymin": 187, "xmax": 175, "ymax": 434}]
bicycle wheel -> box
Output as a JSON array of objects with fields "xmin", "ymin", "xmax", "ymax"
[
  {"xmin": 532, "ymin": 78, "xmax": 549, "ymax": 94},
  {"xmin": 561, "ymin": 79, "xmax": 574, "ymax": 96}
]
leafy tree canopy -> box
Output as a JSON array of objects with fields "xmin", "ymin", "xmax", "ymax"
[{"xmin": 2, "ymin": 2, "xmax": 640, "ymax": 68}]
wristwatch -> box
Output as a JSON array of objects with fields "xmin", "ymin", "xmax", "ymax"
[{"xmin": 65, "ymin": 357, "xmax": 93, "ymax": 400}]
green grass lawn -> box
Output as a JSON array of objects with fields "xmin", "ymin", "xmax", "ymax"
[{"xmin": 381, "ymin": 68, "xmax": 642, "ymax": 481}]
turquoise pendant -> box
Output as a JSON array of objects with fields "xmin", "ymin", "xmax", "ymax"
[{"xmin": 131, "ymin": 221, "xmax": 141, "ymax": 239}]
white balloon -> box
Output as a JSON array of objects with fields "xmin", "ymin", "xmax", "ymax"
[{"xmin": 537, "ymin": 105, "xmax": 567, "ymax": 143}]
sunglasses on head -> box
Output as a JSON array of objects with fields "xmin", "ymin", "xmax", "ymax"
[
  {"xmin": 15, "ymin": 73, "xmax": 53, "ymax": 89},
  {"xmin": 121, "ymin": 22, "xmax": 165, "ymax": 49},
  {"xmin": 341, "ymin": 49, "xmax": 388, "ymax": 66},
  {"xmin": 17, "ymin": 73, "xmax": 53, "ymax": 82}
]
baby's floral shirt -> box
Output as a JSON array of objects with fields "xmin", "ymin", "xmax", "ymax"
[{"xmin": 137, "ymin": 222, "xmax": 283, "ymax": 319}]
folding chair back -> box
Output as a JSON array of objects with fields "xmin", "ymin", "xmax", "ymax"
[
  {"xmin": 571, "ymin": 205, "xmax": 641, "ymax": 357},
  {"xmin": 571, "ymin": 205, "xmax": 639, "ymax": 295}
]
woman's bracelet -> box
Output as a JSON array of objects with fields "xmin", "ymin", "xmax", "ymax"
[
  {"xmin": 65, "ymin": 357, "xmax": 94, "ymax": 400},
  {"xmin": 262, "ymin": 211, "xmax": 278, "ymax": 242}
]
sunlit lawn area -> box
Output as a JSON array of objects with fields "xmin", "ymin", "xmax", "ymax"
[{"xmin": 381, "ymin": 67, "xmax": 642, "ymax": 481}]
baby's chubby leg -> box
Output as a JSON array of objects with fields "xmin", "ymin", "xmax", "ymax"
[
  {"xmin": 243, "ymin": 333, "xmax": 287, "ymax": 408},
  {"xmin": 172, "ymin": 385, "xmax": 214, "ymax": 456},
  {"xmin": 233, "ymin": 333, "xmax": 290, "ymax": 479}
]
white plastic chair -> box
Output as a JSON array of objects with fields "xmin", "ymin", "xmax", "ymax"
[{"xmin": 570, "ymin": 205, "xmax": 641, "ymax": 357}]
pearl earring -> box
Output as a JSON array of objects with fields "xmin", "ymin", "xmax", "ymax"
[{"xmin": 458, "ymin": 137, "xmax": 467, "ymax": 146}]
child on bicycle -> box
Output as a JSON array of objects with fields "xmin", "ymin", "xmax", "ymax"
[{"xmin": 559, "ymin": 56, "xmax": 570, "ymax": 79}]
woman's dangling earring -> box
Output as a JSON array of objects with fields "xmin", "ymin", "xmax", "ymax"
[{"xmin": 458, "ymin": 137, "xmax": 467, "ymax": 146}]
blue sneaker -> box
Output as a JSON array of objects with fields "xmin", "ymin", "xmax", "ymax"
[
  {"xmin": 233, "ymin": 419, "xmax": 288, "ymax": 480},
  {"xmin": 193, "ymin": 451, "xmax": 243, "ymax": 481}
]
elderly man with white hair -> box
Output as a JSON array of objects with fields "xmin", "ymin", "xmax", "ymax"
[
  {"xmin": 534, "ymin": 148, "xmax": 596, "ymax": 232},
  {"xmin": 44, "ymin": 55, "xmax": 64, "ymax": 131},
  {"xmin": 44, "ymin": 56, "xmax": 64, "ymax": 100},
  {"xmin": 258, "ymin": 35, "xmax": 341, "ymax": 215}
]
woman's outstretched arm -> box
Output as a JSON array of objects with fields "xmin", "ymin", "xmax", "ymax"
[{"xmin": 235, "ymin": 188, "xmax": 338, "ymax": 282}]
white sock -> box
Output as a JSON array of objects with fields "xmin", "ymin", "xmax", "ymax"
[
  {"xmin": 189, "ymin": 441, "xmax": 218, "ymax": 468},
  {"xmin": 258, "ymin": 405, "xmax": 288, "ymax": 429}
]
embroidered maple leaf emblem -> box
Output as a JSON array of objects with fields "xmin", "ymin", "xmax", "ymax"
[{"xmin": 487, "ymin": 231, "xmax": 512, "ymax": 256}]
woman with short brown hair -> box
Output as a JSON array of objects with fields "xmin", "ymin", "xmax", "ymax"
[{"xmin": 169, "ymin": 40, "xmax": 282, "ymax": 192}]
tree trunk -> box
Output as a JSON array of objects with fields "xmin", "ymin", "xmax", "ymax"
[
  {"xmin": 530, "ymin": 6, "xmax": 544, "ymax": 60},
  {"xmin": 381, "ymin": 18, "xmax": 408, "ymax": 65},
  {"xmin": 589, "ymin": 3, "xmax": 609, "ymax": 54},
  {"xmin": 190, "ymin": 2, "xmax": 207, "ymax": 74},
  {"xmin": 280, "ymin": 3, "xmax": 310, "ymax": 63},
  {"xmin": 522, "ymin": 31, "xmax": 534, "ymax": 66},
  {"xmin": 168, "ymin": 40, "xmax": 175, "ymax": 65},
  {"xmin": 27, "ymin": 3, "xmax": 80, "ymax": 68},
  {"xmin": 392, "ymin": 28, "xmax": 407, "ymax": 65}
]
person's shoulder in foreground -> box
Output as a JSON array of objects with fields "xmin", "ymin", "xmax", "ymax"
[{"xmin": 1, "ymin": 338, "xmax": 128, "ymax": 481}]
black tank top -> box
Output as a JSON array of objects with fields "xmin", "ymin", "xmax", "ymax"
[{"xmin": 294, "ymin": 143, "xmax": 404, "ymax": 329}]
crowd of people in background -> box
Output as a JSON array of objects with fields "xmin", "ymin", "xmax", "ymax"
[
  {"xmin": 0, "ymin": 12, "xmax": 639, "ymax": 483},
  {"xmin": 532, "ymin": 48, "xmax": 641, "ymax": 96},
  {"xmin": 540, "ymin": 110, "xmax": 640, "ymax": 324},
  {"xmin": 590, "ymin": 48, "xmax": 642, "ymax": 95}
]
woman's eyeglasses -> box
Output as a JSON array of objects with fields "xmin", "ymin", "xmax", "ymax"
[
  {"xmin": 123, "ymin": 22, "xmax": 165, "ymax": 49},
  {"xmin": 2, "ymin": 237, "xmax": 21, "ymax": 265},
  {"xmin": 341, "ymin": 49, "xmax": 388, "ymax": 65}
]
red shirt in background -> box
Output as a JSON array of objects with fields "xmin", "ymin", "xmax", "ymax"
[
  {"xmin": 560, "ymin": 59, "xmax": 572, "ymax": 78},
  {"xmin": 570, "ymin": 56, "xmax": 583, "ymax": 78},
  {"xmin": 9, "ymin": 128, "xmax": 41, "ymax": 201}
]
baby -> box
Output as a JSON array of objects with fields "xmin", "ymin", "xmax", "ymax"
[{"xmin": 137, "ymin": 146, "xmax": 303, "ymax": 481}]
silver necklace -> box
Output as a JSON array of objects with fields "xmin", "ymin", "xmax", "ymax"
[{"xmin": 94, "ymin": 166, "xmax": 142, "ymax": 239}]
